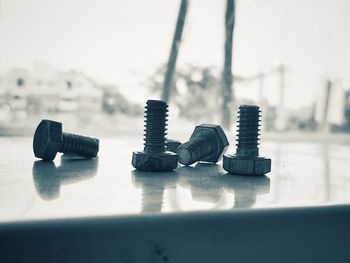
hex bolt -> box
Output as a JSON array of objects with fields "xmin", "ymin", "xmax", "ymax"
[
  {"xmin": 223, "ymin": 105, "xmax": 271, "ymax": 175},
  {"xmin": 132, "ymin": 100, "xmax": 178, "ymax": 171},
  {"xmin": 177, "ymin": 124, "xmax": 229, "ymax": 166},
  {"xmin": 33, "ymin": 119, "xmax": 99, "ymax": 161},
  {"xmin": 166, "ymin": 139, "xmax": 182, "ymax": 153}
]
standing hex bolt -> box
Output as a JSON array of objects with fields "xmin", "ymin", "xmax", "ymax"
[
  {"xmin": 177, "ymin": 124, "xmax": 229, "ymax": 166},
  {"xmin": 223, "ymin": 105, "xmax": 271, "ymax": 175},
  {"xmin": 33, "ymin": 120, "xmax": 99, "ymax": 161},
  {"xmin": 132, "ymin": 100, "xmax": 178, "ymax": 171}
]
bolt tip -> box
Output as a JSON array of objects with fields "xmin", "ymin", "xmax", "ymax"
[
  {"xmin": 146, "ymin": 99, "xmax": 168, "ymax": 108},
  {"xmin": 178, "ymin": 146, "xmax": 195, "ymax": 165},
  {"xmin": 240, "ymin": 104, "xmax": 260, "ymax": 109}
]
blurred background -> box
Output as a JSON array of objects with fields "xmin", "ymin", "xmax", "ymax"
[{"xmin": 0, "ymin": 0, "xmax": 349, "ymax": 139}]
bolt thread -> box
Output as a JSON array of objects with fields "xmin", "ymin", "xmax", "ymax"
[
  {"xmin": 143, "ymin": 100, "xmax": 168, "ymax": 154},
  {"xmin": 60, "ymin": 133, "xmax": 99, "ymax": 159},
  {"xmin": 236, "ymin": 105, "xmax": 260, "ymax": 156},
  {"xmin": 178, "ymin": 134, "xmax": 215, "ymax": 165}
]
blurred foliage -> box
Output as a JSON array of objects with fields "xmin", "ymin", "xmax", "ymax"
[
  {"xmin": 145, "ymin": 64, "xmax": 221, "ymax": 123},
  {"xmin": 102, "ymin": 87, "xmax": 143, "ymax": 116}
]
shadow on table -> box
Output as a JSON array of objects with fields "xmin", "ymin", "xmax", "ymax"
[
  {"xmin": 32, "ymin": 156, "xmax": 99, "ymax": 201},
  {"xmin": 177, "ymin": 162, "xmax": 270, "ymax": 208},
  {"xmin": 131, "ymin": 170, "xmax": 179, "ymax": 213}
]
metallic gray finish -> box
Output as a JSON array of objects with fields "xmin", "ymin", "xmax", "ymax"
[
  {"xmin": 223, "ymin": 155, "xmax": 271, "ymax": 175},
  {"xmin": 132, "ymin": 100, "xmax": 178, "ymax": 171},
  {"xmin": 178, "ymin": 124, "xmax": 229, "ymax": 165},
  {"xmin": 33, "ymin": 120, "xmax": 63, "ymax": 161},
  {"xmin": 132, "ymin": 151, "xmax": 178, "ymax": 172},
  {"xmin": 223, "ymin": 105, "xmax": 271, "ymax": 175},
  {"xmin": 33, "ymin": 119, "xmax": 99, "ymax": 161}
]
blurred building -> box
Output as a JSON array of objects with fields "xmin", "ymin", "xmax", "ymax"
[{"xmin": 0, "ymin": 63, "xmax": 103, "ymax": 115}]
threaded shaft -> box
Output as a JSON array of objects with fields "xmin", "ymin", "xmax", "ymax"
[
  {"xmin": 178, "ymin": 134, "xmax": 215, "ymax": 165},
  {"xmin": 60, "ymin": 133, "xmax": 99, "ymax": 159},
  {"xmin": 143, "ymin": 100, "xmax": 168, "ymax": 154},
  {"xmin": 236, "ymin": 105, "xmax": 260, "ymax": 156}
]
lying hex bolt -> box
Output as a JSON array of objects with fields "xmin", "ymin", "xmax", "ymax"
[
  {"xmin": 33, "ymin": 119, "xmax": 99, "ymax": 161},
  {"xmin": 177, "ymin": 124, "xmax": 229, "ymax": 166},
  {"xmin": 223, "ymin": 105, "xmax": 271, "ymax": 175},
  {"xmin": 132, "ymin": 100, "xmax": 178, "ymax": 171}
]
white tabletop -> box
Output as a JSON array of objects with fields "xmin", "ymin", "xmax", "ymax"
[{"xmin": 0, "ymin": 136, "xmax": 349, "ymax": 223}]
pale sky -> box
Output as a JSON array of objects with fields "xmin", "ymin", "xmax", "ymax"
[{"xmin": 1, "ymin": 0, "xmax": 350, "ymax": 108}]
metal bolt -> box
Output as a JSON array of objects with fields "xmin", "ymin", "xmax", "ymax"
[
  {"xmin": 177, "ymin": 124, "xmax": 229, "ymax": 166},
  {"xmin": 33, "ymin": 119, "xmax": 99, "ymax": 161},
  {"xmin": 166, "ymin": 139, "xmax": 182, "ymax": 153},
  {"xmin": 223, "ymin": 105, "xmax": 271, "ymax": 175},
  {"xmin": 132, "ymin": 100, "xmax": 178, "ymax": 171}
]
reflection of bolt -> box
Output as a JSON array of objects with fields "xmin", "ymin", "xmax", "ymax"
[
  {"xmin": 131, "ymin": 170, "xmax": 178, "ymax": 213},
  {"xmin": 33, "ymin": 119, "xmax": 99, "ymax": 161},
  {"xmin": 141, "ymin": 186, "xmax": 165, "ymax": 213},
  {"xmin": 178, "ymin": 124, "xmax": 229, "ymax": 166},
  {"xmin": 32, "ymin": 157, "xmax": 99, "ymax": 200},
  {"xmin": 177, "ymin": 163, "xmax": 270, "ymax": 209},
  {"xmin": 178, "ymin": 163, "xmax": 224, "ymax": 203},
  {"xmin": 223, "ymin": 105, "xmax": 271, "ymax": 175},
  {"xmin": 132, "ymin": 100, "xmax": 178, "ymax": 171},
  {"xmin": 32, "ymin": 161, "xmax": 59, "ymax": 200},
  {"xmin": 221, "ymin": 174, "xmax": 270, "ymax": 208}
]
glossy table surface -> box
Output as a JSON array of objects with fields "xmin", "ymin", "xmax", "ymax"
[{"xmin": 1, "ymin": 136, "xmax": 350, "ymax": 223}]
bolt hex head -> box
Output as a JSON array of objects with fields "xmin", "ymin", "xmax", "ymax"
[
  {"xmin": 33, "ymin": 120, "xmax": 63, "ymax": 161},
  {"xmin": 132, "ymin": 151, "xmax": 178, "ymax": 171},
  {"xmin": 223, "ymin": 154, "xmax": 271, "ymax": 175},
  {"xmin": 186, "ymin": 124, "xmax": 229, "ymax": 163}
]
